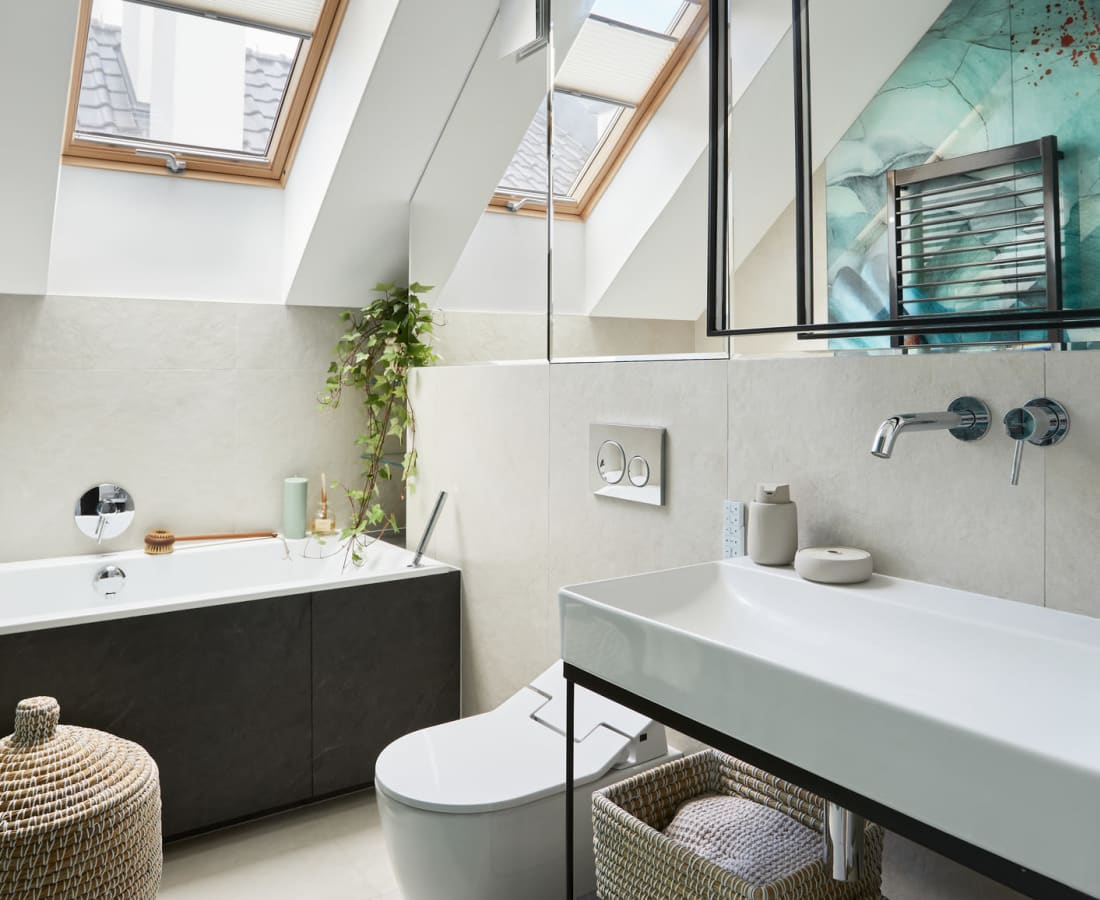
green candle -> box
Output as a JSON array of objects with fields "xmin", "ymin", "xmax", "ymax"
[{"xmin": 283, "ymin": 477, "xmax": 308, "ymax": 539}]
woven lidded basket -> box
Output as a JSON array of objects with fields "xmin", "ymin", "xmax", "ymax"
[
  {"xmin": 593, "ymin": 749, "xmax": 883, "ymax": 900},
  {"xmin": 0, "ymin": 696, "xmax": 162, "ymax": 899}
]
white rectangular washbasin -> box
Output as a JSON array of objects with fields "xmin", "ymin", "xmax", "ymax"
[{"xmin": 559, "ymin": 557, "xmax": 1100, "ymax": 897}]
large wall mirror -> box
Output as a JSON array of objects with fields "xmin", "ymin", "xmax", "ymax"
[
  {"xmin": 408, "ymin": 0, "xmax": 1100, "ymax": 365},
  {"xmin": 409, "ymin": 0, "xmax": 727, "ymax": 364},
  {"xmin": 716, "ymin": 0, "xmax": 1100, "ymax": 354}
]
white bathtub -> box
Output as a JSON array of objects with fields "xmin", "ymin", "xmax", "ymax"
[{"xmin": 0, "ymin": 537, "xmax": 453, "ymax": 635}]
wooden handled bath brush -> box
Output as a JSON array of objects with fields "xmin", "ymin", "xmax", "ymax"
[{"xmin": 143, "ymin": 530, "xmax": 278, "ymax": 555}]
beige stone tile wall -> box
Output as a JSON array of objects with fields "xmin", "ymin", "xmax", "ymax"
[
  {"xmin": 727, "ymin": 352, "xmax": 1048, "ymax": 603},
  {"xmin": 545, "ymin": 359, "xmax": 728, "ymax": 662},
  {"xmin": 407, "ymin": 363, "xmax": 551, "ymax": 714},
  {"xmin": 409, "ymin": 347, "xmax": 1100, "ymax": 899},
  {"xmin": 411, "ymin": 349, "xmax": 1099, "ymax": 707},
  {"xmin": 409, "ymin": 349, "xmax": 1098, "ymax": 704},
  {"xmin": 424, "ymin": 309, "xmax": 705, "ymax": 364},
  {"xmin": 0, "ymin": 294, "xmax": 394, "ymax": 563},
  {"xmin": 1043, "ymin": 351, "xmax": 1100, "ymax": 618}
]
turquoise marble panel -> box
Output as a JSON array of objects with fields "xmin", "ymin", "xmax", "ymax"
[{"xmin": 824, "ymin": 0, "xmax": 1100, "ymax": 348}]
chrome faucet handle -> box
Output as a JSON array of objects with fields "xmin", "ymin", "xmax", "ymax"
[
  {"xmin": 94, "ymin": 495, "xmax": 124, "ymax": 544},
  {"xmin": 75, "ymin": 484, "xmax": 136, "ymax": 543},
  {"xmin": 1003, "ymin": 398, "xmax": 1069, "ymax": 485},
  {"xmin": 1008, "ymin": 440, "xmax": 1026, "ymax": 487}
]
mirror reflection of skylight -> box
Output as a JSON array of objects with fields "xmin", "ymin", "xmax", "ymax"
[
  {"xmin": 77, "ymin": 0, "xmax": 301, "ymax": 159},
  {"xmin": 496, "ymin": 1, "xmax": 704, "ymax": 206},
  {"xmin": 590, "ymin": 0, "xmax": 688, "ymax": 34},
  {"xmin": 498, "ymin": 93, "xmax": 622, "ymax": 198}
]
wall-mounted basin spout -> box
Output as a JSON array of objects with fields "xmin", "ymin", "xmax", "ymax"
[
  {"xmin": 871, "ymin": 410, "xmax": 967, "ymax": 458},
  {"xmin": 870, "ymin": 397, "xmax": 990, "ymax": 459}
]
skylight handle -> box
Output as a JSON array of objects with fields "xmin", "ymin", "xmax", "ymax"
[{"xmin": 136, "ymin": 149, "xmax": 187, "ymax": 174}]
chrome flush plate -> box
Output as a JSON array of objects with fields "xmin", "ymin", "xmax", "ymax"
[{"xmin": 589, "ymin": 424, "xmax": 665, "ymax": 506}]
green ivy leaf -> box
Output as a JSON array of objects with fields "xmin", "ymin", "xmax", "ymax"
[{"xmin": 319, "ymin": 282, "xmax": 436, "ymax": 558}]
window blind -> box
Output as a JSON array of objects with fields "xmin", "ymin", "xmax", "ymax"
[
  {"xmin": 128, "ymin": 0, "xmax": 325, "ymax": 36},
  {"xmin": 555, "ymin": 17, "xmax": 677, "ymax": 107}
]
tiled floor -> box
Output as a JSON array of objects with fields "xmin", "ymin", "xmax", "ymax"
[{"xmin": 160, "ymin": 791, "xmax": 403, "ymax": 899}]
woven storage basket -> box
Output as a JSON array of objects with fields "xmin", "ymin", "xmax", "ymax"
[
  {"xmin": 593, "ymin": 749, "xmax": 883, "ymax": 900},
  {"xmin": 0, "ymin": 696, "xmax": 162, "ymax": 899}
]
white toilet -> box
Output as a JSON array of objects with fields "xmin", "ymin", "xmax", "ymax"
[{"xmin": 375, "ymin": 661, "xmax": 680, "ymax": 900}]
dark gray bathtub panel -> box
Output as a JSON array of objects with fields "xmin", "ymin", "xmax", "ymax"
[
  {"xmin": 311, "ymin": 570, "xmax": 461, "ymax": 795},
  {"xmin": 0, "ymin": 570, "xmax": 461, "ymax": 837},
  {"xmin": 0, "ymin": 594, "xmax": 313, "ymax": 838}
]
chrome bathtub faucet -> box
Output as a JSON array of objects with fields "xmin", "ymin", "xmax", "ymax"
[{"xmin": 870, "ymin": 396, "xmax": 990, "ymax": 459}]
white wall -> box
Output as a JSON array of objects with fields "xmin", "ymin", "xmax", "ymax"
[
  {"xmin": 428, "ymin": 36, "xmax": 710, "ymax": 324},
  {"xmin": 408, "ymin": 29, "xmax": 550, "ymax": 297},
  {"xmin": 432, "ymin": 213, "xmax": 701, "ymax": 358},
  {"xmin": 408, "ymin": 0, "xmax": 594, "ymax": 299},
  {"xmin": 284, "ymin": 0, "xmax": 501, "ymax": 307},
  {"xmin": 281, "ymin": 0, "xmax": 401, "ymax": 297},
  {"xmin": 46, "ymin": 0, "xmax": 401, "ymax": 306},
  {"xmin": 0, "ymin": 4, "xmax": 79, "ymax": 295},
  {"xmin": 48, "ymin": 166, "xmax": 284, "ymax": 303},
  {"xmin": 584, "ymin": 38, "xmax": 708, "ymax": 317},
  {"xmin": 436, "ymin": 212, "xmax": 585, "ymax": 315},
  {"xmin": 34, "ymin": 0, "xmax": 505, "ymax": 308},
  {"xmin": 419, "ymin": 22, "xmax": 708, "ymax": 321},
  {"xmin": 589, "ymin": 153, "xmax": 708, "ymax": 320}
]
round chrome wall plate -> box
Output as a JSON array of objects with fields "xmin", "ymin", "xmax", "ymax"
[
  {"xmin": 1024, "ymin": 397, "xmax": 1070, "ymax": 446},
  {"xmin": 74, "ymin": 484, "xmax": 136, "ymax": 542},
  {"xmin": 947, "ymin": 396, "xmax": 991, "ymax": 442}
]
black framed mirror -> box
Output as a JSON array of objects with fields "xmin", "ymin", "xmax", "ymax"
[{"xmin": 708, "ymin": 0, "xmax": 1100, "ymax": 349}]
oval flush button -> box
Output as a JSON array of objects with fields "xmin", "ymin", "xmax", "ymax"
[
  {"xmin": 597, "ymin": 441, "xmax": 626, "ymax": 484},
  {"xmin": 627, "ymin": 455, "xmax": 650, "ymax": 487}
]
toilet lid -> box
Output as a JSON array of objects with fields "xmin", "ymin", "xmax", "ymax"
[{"xmin": 374, "ymin": 688, "xmax": 633, "ymax": 814}]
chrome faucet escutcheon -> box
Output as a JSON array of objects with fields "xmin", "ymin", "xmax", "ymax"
[{"xmin": 1003, "ymin": 398, "xmax": 1069, "ymax": 485}]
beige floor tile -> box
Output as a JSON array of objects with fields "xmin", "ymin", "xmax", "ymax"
[{"xmin": 160, "ymin": 791, "xmax": 402, "ymax": 900}]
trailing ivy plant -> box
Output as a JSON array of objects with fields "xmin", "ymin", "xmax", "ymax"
[{"xmin": 320, "ymin": 282, "xmax": 437, "ymax": 565}]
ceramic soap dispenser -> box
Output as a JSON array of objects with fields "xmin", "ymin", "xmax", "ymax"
[{"xmin": 748, "ymin": 483, "xmax": 798, "ymax": 566}]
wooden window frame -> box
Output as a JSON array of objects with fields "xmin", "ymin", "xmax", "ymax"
[
  {"xmin": 61, "ymin": 0, "xmax": 348, "ymax": 187},
  {"xmin": 488, "ymin": 1, "xmax": 709, "ymax": 222}
]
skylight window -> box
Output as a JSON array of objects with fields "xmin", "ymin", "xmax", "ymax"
[
  {"xmin": 63, "ymin": 0, "xmax": 346, "ymax": 185},
  {"xmin": 493, "ymin": 0, "xmax": 707, "ymax": 219}
]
